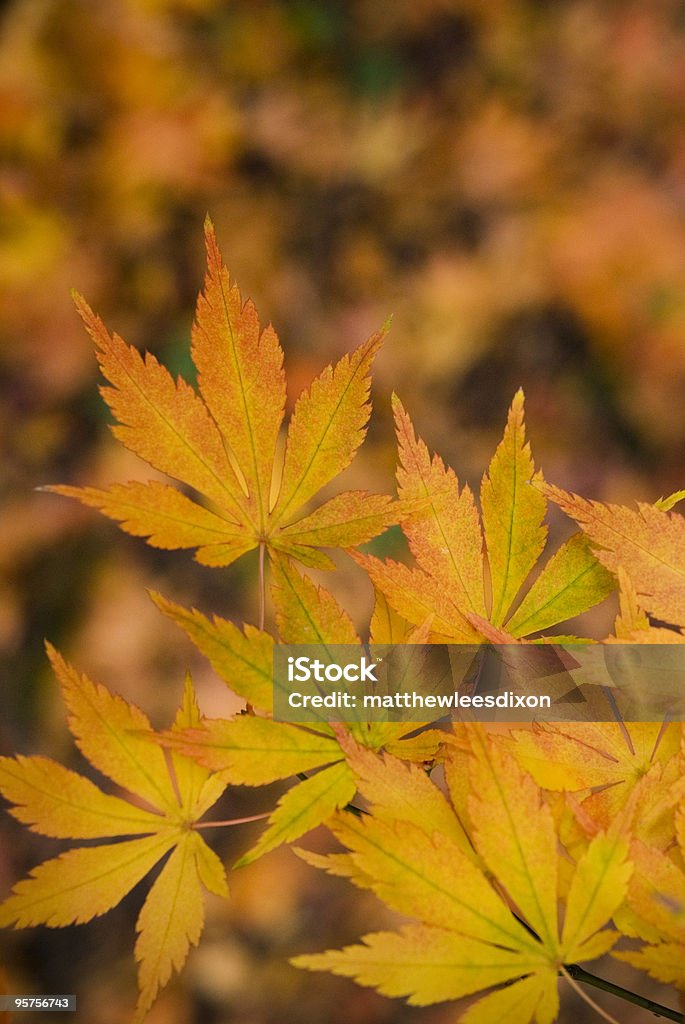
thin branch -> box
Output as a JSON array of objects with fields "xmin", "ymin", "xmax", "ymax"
[
  {"xmin": 193, "ymin": 811, "xmax": 271, "ymax": 830},
  {"xmin": 560, "ymin": 965, "xmax": 621, "ymax": 1024},
  {"xmin": 564, "ymin": 963, "xmax": 683, "ymax": 1023},
  {"xmin": 511, "ymin": 909, "xmax": 682, "ymax": 1022}
]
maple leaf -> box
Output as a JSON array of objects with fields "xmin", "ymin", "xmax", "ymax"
[
  {"xmin": 48, "ymin": 219, "xmax": 398, "ymax": 573},
  {"xmin": 508, "ymin": 720, "xmax": 682, "ymax": 844},
  {"xmin": 498, "ymin": 561, "xmax": 685, "ymax": 847},
  {"xmin": 614, "ymin": 803, "xmax": 685, "ymax": 989},
  {"xmin": 293, "ymin": 728, "xmax": 632, "ymax": 1023},
  {"xmin": 354, "ymin": 390, "xmax": 614, "ymax": 643},
  {"xmin": 0, "ymin": 646, "xmax": 228, "ymax": 1023},
  {"xmin": 155, "ymin": 556, "xmax": 445, "ymax": 866},
  {"xmin": 545, "ymin": 484, "xmax": 685, "ymax": 629},
  {"xmin": 509, "ymin": 722, "xmax": 681, "ymax": 798},
  {"xmin": 154, "ymin": 559, "xmax": 357, "ymax": 866}
]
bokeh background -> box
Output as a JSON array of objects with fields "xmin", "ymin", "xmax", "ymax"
[{"xmin": 1, "ymin": 0, "xmax": 685, "ymax": 1021}]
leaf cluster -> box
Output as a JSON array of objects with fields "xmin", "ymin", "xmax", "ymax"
[{"xmin": 2, "ymin": 225, "xmax": 684, "ymax": 1022}]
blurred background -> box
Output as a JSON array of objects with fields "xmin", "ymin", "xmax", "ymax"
[{"xmin": 1, "ymin": 0, "xmax": 685, "ymax": 1020}]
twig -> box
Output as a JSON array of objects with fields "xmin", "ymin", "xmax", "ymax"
[
  {"xmin": 561, "ymin": 965, "xmax": 621, "ymax": 1024},
  {"xmin": 193, "ymin": 811, "xmax": 271, "ymax": 830},
  {"xmin": 564, "ymin": 963, "xmax": 683, "ymax": 1022}
]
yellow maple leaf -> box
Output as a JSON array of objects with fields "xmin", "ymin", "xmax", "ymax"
[
  {"xmin": 293, "ymin": 728, "xmax": 632, "ymax": 1024},
  {"xmin": 354, "ymin": 390, "xmax": 615, "ymax": 642},
  {"xmin": 504, "ymin": 573, "xmax": 685, "ymax": 846},
  {"xmin": 614, "ymin": 803, "xmax": 685, "ymax": 989},
  {"xmin": 49, "ymin": 218, "xmax": 398, "ymax": 573},
  {"xmin": 156, "ymin": 556, "xmax": 445, "ymax": 866},
  {"xmin": 0, "ymin": 645, "xmax": 228, "ymax": 1023}
]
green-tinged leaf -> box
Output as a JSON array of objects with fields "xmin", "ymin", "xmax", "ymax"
[
  {"xmin": 382, "ymin": 728, "xmax": 445, "ymax": 762},
  {"xmin": 272, "ymin": 326, "xmax": 385, "ymax": 525},
  {"xmin": 279, "ymin": 491, "xmax": 399, "ymax": 549},
  {"xmin": 46, "ymin": 643, "xmax": 179, "ymax": 815},
  {"xmin": 467, "ymin": 727, "xmax": 558, "ymax": 950},
  {"xmin": 546, "ymin": 484, "xmax": 685, "ymax": 628},
  {"xmin": 236, "ymin": 760, "xmax": 356, "ymax": 866},
  {"xmin": 656, "ymin": 490, "xmax": 685, "ymax": 512},
  {"xmin": 329, "ymin": 812, "xmax": 536, "ymax": 948},
  {"xmin": 268, "ymin": 540, "xmax": 337, "ymax": 571},
  {"xmin": 150, "ymin": 591, "xmax": 274, "ymax": 712},
  {"xmin": 271, "ymin": 554, "xmax": 359, "ymax": 645},
  {"xmin": 163, "ymin": 716, "xmax": 342, "ymax": 784},
  {"xmin": 560, "ymin": 830, "xmax": 631, "ymax": 961},
  {"xmin": 505, "ymin": 533, "xmax": 614, "ymax": 637},
  {"xmin": 481, "ymin": 389, "xmax": 547, "ymax": 626}
]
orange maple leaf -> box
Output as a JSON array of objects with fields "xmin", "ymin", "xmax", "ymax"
[
  {"xmin": 49, "ymin": 219, "xmax": 398, "ymax": 572},
  {"xmin": 354, "ymin": 390, "xmax": 614, "ymax": 641},
  {"xmin": 546, "ymin": 485, "xmax": 685, "ymax": 630}
]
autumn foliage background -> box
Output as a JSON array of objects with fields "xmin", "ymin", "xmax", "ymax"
[{"xmin": 2, "ymin": 1, "xmax": 685, "ymax": 1022}]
